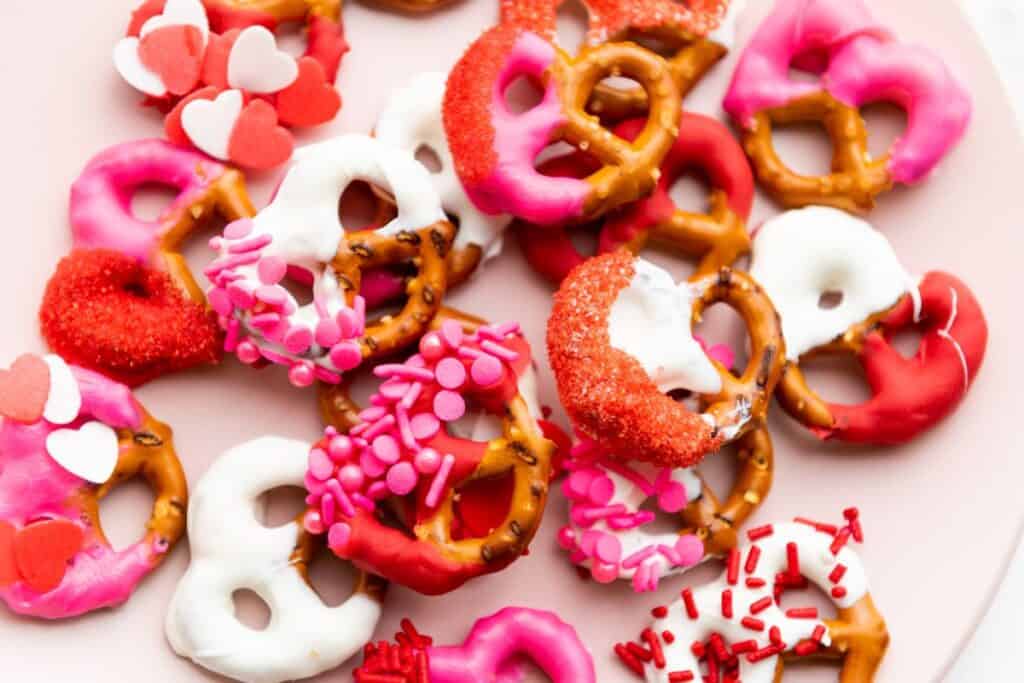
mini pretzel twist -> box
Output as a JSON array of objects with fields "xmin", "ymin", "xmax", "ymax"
[
  {"xmin": 332, "ymin": 221, "xmax": 456, "ymax": 360},
  {"xmin": 208, "ymin": 0, "xmax": 341, "ymax": 21},
  {"xmin": 741, "ymin": 93, "xmax": 892, "ymax": 213}
]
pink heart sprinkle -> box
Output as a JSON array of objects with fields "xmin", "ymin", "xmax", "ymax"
[
  {"xmin": 470, "ymin": 354, "xmax": 504, "ymax": 387},
  {"xmin": 386, "ymin": 462, "xmax": 418, "ymax": 496},
  {"xmin": 308, "ymin": 448, "xmax": 334, "ymax": 481},
  {"xmin": 224, "ymin": 219, "xmax": 254, "ymax": 239},
  {"xmin": 258, "ymin": 256, "xmax": 287, "ymax": 285},
  {"xmin": 410, "ymin": 413, "xmax": 440, "ymax": 440},
  {"xmin": 433, "ymin": 390, "xmax": 466, "ymax": 422},
  {"xmin": 327, "ymin": 522, "xmax": 352, "ymax": 554},
  {"xmin": 436, "ymin": 357, "xmax": 467, "ymax": 390}
]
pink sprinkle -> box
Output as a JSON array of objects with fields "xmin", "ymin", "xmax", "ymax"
[
  {"xmin": 224, "ymin": 318, "xmax": 241, "ymax": 352},
  {"xmin": 352, "ymin": 493, "xmax": 375, "ymax": 512},
  {"xmin": 315, "ymin": 318, "xmax": 342, "ymax": 347},
  {"xmin": 327, "ymin": 522, "xmax": 351, "ymax": 554},
  {"xmin": 338, "ymin": 464, "xmax": 364, "ymax": 492},
  {"xmin": 419, "ymin": 332, "xmax": 446, "ymax": 361},
  {"xmin": 387, "ymin": 462, "xmax": 418, "ymax": 496},
  {"xmin": 228, "ymin": 233, "xmax": 272, "ymax": 254},
  {"xmin": 593, "ymin": 534, "xmax": 623, "ymax": 564},
  {"xmin": 258, "ymin": 255, "xmax": 287, "ymax": 285},
  {"xmin": 481, "ymin": 339, "xmax": 519, "ymax": 362},
  {"xmin": 396, "ymin": 406, "xmax": 418, "ymax": 451},
  {"xmin": 328, "ymin": 435, "xmax": 354, "ymax": 461},
  {"xmin": 288, "ymin": 363, "xmax": 314, "ymax": 387},
  {"xmin": 284, "ymin": 326, "xmax": 314, "ymax": 354},
  {"xmin": 330, "ymin": 341, "xmax": 363, "ymax": 371},
  {"xmin": 371, "ymin": 434, "xmax": 400, "ymax": 464},
  {"xmin": 439, "ymin": 319, "xmax": 464, "ymax": 348},
  {"xmin": 657, "ymin": 544, "xmax": 681, "ymax": 565},
  {"xmin": 622, "ymin": 546, "xmax": 657, "ymax": 569},
  {"xmin": 363, "ymin": 415, "xmax": 396, "ymax": 441},
  {"xmin": 337, "ymin": 307, "xmax": 360, "ymax": 337},
  {"xmin": 657, "ymin": 481, "xmax": 688, "ymax": 514},
  {"xmin": 414, "ymin": 448, "xmax": 441, "ymax": 475},
  {"xmin": 471, "ymin": 354, "xmax": 504, "ymax": 387},
  {"xmin": 410, "ymin": 413, "xmax": 440, "ymax": 440},
  {"xmin": 208, "ymin": 287, "xmax": 233, "ymax": 316},
  {"xmin": 326, "ymin": 478, "xmax": 356, "ymax": 518},
  {"xmin": 557, "ymin": 526, "xmax": 576, "ymax": 550},
  {"xmin": 425, "ymin": 453, "xmax": 455, "ymax": 508},
  {"xmin": 379, "ymin": 379, "xmax": 412, "ymax": 400},
  {"xmin": 607, "ymin": 511, "xmax": 656, "ymax": 530},
  {"xmin": 457, "ymin": 346, "xmax": 484, "ymax": 360},
  {"xmin": 353, "ymin": 296, "xmax": 366, "ymax": 330},
  {"xmin": 433, "ymin": 390, "xmax": 466, "ymax": 421},
  {"xmin": 363, "ymin": 481, "xmax": 387, "ymax": 501},
  {"xmin": 360, "ymin": 451, "xmax": 387, "ymax": 478},
  {"xmin": 588, "ymin": 475, "xmax": 615, "ymax": 505},
  {"xmin": 236, "ymin": 341, "xmax": 261, "ymax": 365},
  {"xmin": 305, "ymin": 473, "xmax": 327, "ymax": 497},
  {"xmin": 224, "ymin": 218, "xmax": 255, "ymax": 239},
  {"xmin": 399, "ymin": 382, "xmax": 423, "ymax": 410},
  {"xmin": 227, "ymin": 282, "xmax": 255, "ymax": 309},
  {"xmin": 375, "ymin": 364, "xmax": 434, "ymax": 383},
  {"xmin": 436, "ymin": 357, "xmax": 468, "ymax": 389},
  {"xmin": 563, "ymin": 470, "xmax": 596, "ymax": 500},
  {"xmin": 674, "ymin": 535, "xmax": 704, "ymax": 566},
  {"xmin": 250, "ymin": 312, "xmax": 281, "ymax": 333},
  {"xmin": 303, "ymin": 510, "xmax": 325, "ymax": 535},
  {"xmin": 359, "ymin": 407, "xmax": 387, "ymax": 423},
  {"xmin": 308, "ymin": 448, "xmax": 334, "ymax": 481},
  {"xmin": 320, "ymin": 491, "xmax": 337, "ymax": 526},
  {"xmin": 205, "ymin": 251, "xmax": 260, "ymax": 277},
  {"xmin": 314, "ymin": 366, "xmax": 341, "ymax": 384},
  {"xmin": 255, "ymin": 284, "xmax": 289, "ymax": 308},
  {"xmin": 574, "ymin": 504, "xmax": 628, "ymax": 525},
  {"xmin": 209, "ymin": 236, "xmax": 224, "ymax": 251},
  {"xmin": 599, "ymin": 458, "xmax": 657, "ymax": 496}
]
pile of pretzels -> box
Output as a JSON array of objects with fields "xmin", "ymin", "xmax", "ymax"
[{"xmin": 0, "ymin": 0, "xmax": 989, "ymax": 682}]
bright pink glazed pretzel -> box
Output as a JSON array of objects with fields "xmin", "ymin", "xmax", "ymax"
[
  {"xmin": 722, "ymin": 0, "xmax": 971, "ymax": 208},
  {"xmin": 354, "ymin": 608, "xmax": 596, "ymax": 682},
  {"xmin": 0, "ymin": 355, "xmax": 186, "ymax": 619}
]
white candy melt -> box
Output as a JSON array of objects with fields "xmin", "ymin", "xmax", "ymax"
[
  {"xmin": 113, "ymin": 37, "xmax": 167, "ymax": 97},
  {"xmin": 140, "ymin": 0, "xmax": 210, "ymax": 45},
  {"xmin": 749, "ymin": 206, "xmax": 919, "ymax": 360},
  {"xmin": 227, "ymin": 27, "xmax": 299, "ymax": 94},
  {"xmin": 46, "ymin": 421, "xmax": 118, "ymax": 484},
  {"xmin": 181, "ymin": 89, "xmax": 244, "ymax": 161},
  {"xmin": 608, "ymin": 259, "xmax": 722, "ymax": 394}
]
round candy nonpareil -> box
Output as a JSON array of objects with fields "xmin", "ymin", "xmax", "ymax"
[
  {"xmin": 723, "ymin": 0, "xmax": 971, "ymax": 211},
  {"xmin": 354, "ymin": 607, "xmax": 596, "ymax": 682},
  {"xmin": 547, "ymin": 250, "xmax": 785, "ymax": 467},
  {"xmin": 750, "ymin": 207, "xmax": 987, "ymax": 444},
  {"xmin": 443, "ymin": 24, "xmax": 682, "ymax": 225},
  {"xmin": 206, "ymin": 134, "xmax": 455, "ymax": 387},
  {"xmin": 165, "ymin": 436, "xmax": 384, "ymax": 683},
  {"xmin": 0, "ymin": 354, "xmax": 187, "ymax": 619}
]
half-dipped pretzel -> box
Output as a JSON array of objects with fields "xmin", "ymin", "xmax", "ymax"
[
  {"xmin": 499, "ymin": 0, "xmax": 739, "ymax": 121},
  {"xmin": 41, "ymin": 140, "xmax": 255, "ymax": 386},
  {"xmin": 723, "ymin": 0, "xmax": 971, "ymax": 211},
  {"xmin": 548, "ymin": 250, "xmax": 784, "ymax": 467},
  {"xmin": 558, "ymin": 425, "xmax": 772, "ymax": 592},
  {"xmin": 355, "ymin": 608, "xmax": 596, "ymax": 682},
  {"xmin": 307, "ymin": 320, "xmax": 554, "ymax": 595},
  {"xmin": 376, "ymin": 72, "xmax": 513, "ymax": 289},
  {"xmin": 615, "ymin": 513, "xmax": 889, "ymax": 682},
  {"xmin": 205, "ymin": 134, "xmax": 454, "ymax": 386},
  {"xmin": 166, "ymin": 436, "xmax": 385, "ymax": 683},
  {"xmin": 0, "ymin": 354, "xmax": 186, "ymax": 619},
  {"xmin": 443, "ymin": 24, "xmax": 682, "ymax": 225},
  {"xmin": 750, "ymin": 207, "xmax": 987, "ymax": 444},
  {"xmin": 519, "ymin": 112, "xmax": 754, "ymax": 284}
]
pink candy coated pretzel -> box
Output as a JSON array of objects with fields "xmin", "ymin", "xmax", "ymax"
[
  {"xmin": 355, "ymin": 607, "xmax": 596, "ymax": 682},
  {"xmin": 723, "ymin": 0, "xmax": 971, "ymax": 209}
]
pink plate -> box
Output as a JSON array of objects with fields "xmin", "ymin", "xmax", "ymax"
[{"xmin": 0, "ymin": 0, "xmax": 1021, "ymax": 681}]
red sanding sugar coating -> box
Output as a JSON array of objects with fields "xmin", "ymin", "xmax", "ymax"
[
  {"xmin": 443, "ymin": 24, "xmax": 519, "ymax": 191},
  {"xmin": 39, "ymin": 249, "xmax": 222, "ymax": 387},
  {"xmin": 546, "ymin": 249, "xmax": 719, "ymax": 468}
]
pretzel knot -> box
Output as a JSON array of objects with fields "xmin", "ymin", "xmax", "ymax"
[
  {"xmin": 548, "ymin": 250, "xmax": 785, "ymax": 468},
  {"xmin": 443, "ymin": 24, "xmax": 681, "ymax": 225},
  {"xmin": 308, "ymin": 320, "xmax": 555, "ymax": 595}
]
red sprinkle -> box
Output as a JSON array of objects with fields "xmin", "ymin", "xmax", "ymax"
[
  {"xmin": 749, "ymin": 596, "xmax": 772, "ymax": 614},
  {"xmin": 744, "ymin": 546, "xmax": 761, "ymax": 574},
  {"xmin": 747, "ymin": 525, "xmax": 774, "ymax": 541},
  {"xmin": 746, "ymin": 577, "xmax": 766, "ymax": 589},
  {"xmin": 793, "ymin": 517, "xmax": 839, "ymax": 535},
  {"xmin": 614, "ymin": 643, "xmax": 644, "ymax": 676},
  {"xmin": 794, "ymin": 640, "xmax": 820, "ymax": 657},
  {"xmin": 652, "ymin": 605, "xmax": 668, "ymax": 618},
  {"xmin": 831, "ymin": 586, "xmax": 848, "ymax": 599},
  {"xmin": 626, "ymin": 641, "xmax": 653, "ymax": 662},
  {"xmin": 731, "ymin": 639, "xmax": 758, "ymax": 655},
  {"xmin": 642, "ymin": 628, "xmax": 665, "ymax": 669},
  {"xmin": 829, "ymin": 564, "xmax": 847, "ymax": 584},
  {"xmin": 785, "ymin": 607, "xmax": 818, "ymax": 619},
  {"xmin": 747, "ymin": 643, "xmax": 785, "ymax": 663},
  {"xmin": 785, "ymin": 542, "xmax": 800, "ymax": 578},
  {"xmin": 830, "ymin": 528, "xmax": 852, "ymax": 555},
  {"xmin": 690, "ymin": 640, "xmax": 706, "ymax": 658},
  {"xmin": 812, "ymin": 625, "xmax": 827, "ymax": 642},
  {"xmin": 681, "ymin": 588, "xmax": 699, "ymax": 619},
  {"xmin": 726, "ymin": 548, "xmax": 740, "ymax": 585},
  {"xmin": 662, "ymin": 630, "xmax": 676, "ymax": 644},
  {"xmin": 721, "ymin": 589, "xmax": 733, "ymax": 619},
  {"xmin": 669, "ymin": 672, "xmax": 695, "ymax": 682},
  {"xmin": 769, "ymin": 626, "xmax": 782, "ymax": 645},
  {"xmin": 741, "ymin": 616, "xmax": 765, "ymax": 632}
]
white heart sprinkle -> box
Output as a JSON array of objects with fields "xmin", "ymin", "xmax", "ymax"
[
  {"xmin": 42, "ymin": 356, "xmax": 80, "ymax": 426},
  {"xmin": 140, "ymin": 0, "xmax": 210, "ymax": 46},
  {"xmin": 227, "ymin": 26, "xmax": 299, "ymax": 94},
  {"xmin": 113, "ymin": 37, "xmax": 167, "ymax": 97},
  {"xmin": 46, "ymin": 422, "xmax": 119, "ymax": 484},
  {"xmin": 182, "ymin": 89, "xmax": 244, "ymax": 160}
]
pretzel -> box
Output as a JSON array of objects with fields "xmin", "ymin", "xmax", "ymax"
[
  {"xmin": 206, "ymin": 134, "xmax": 455, "ymax": 387},
  {"xmin": 0, "ymin": 356, "xmax": 186, "ymax": 619},
  {"xmin": 443, "ymin": 24, "xmax": 682, "ymax": 225},
  {"xmin": 615, "ymin": 514, "xmax": 889, "ymax": 683},
  {"xmin": 750, "ymin": 207, "xmax": 988, "ymax": 444},
  {"xmin": 519, "ymin": 112, "xmax": 753, "ymax": 284},
  {"xmin": 166, "ymin": 436, "xmax": 385, "ymax": 683},
  {"xmin": 355, "ymin": 608, "xmax": 596, "ymax": 682},
  {"xmin": 723, "ymin": 0, "xmax": 971, "ymax": 212},
  {"xmin": 548, "ymin": 250, "xmax": 784, "ymax": 468},
  {"xmin": 558, "ymin": 425, "xmax": 772, "ymax": 592},
  {"xmin": 369, "ymin": 0, "xmax": 457, "ymax": 13},
  {"xmin": 307, "ymin": 320, "xmax": 555, "ymax": 595}
]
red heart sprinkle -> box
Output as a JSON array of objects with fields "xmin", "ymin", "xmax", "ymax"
[
  {"xmin": 201, "ymin": 29, "xmax": 239, "ymax": 90},
  {"xmin": 138, "ymin": 25, "xmax": 205, "ymax": 96},
  {"xmin": 0, "ymin": 521, "xmax": 18, "ymax": 586},
  {"xmin": 275, "ymin": 57, "xmax": 341, "ymax": 128},
  {"xmin": 227, "ymin": 99, "xmax": 294, "ymax": 170},
  {"xmin": 0, "ymin": 354, "xmax": 50, "ymax": 424},
  {"xmin": 13, "ymin": 520, "xmax": 85, "ymax": 594}
]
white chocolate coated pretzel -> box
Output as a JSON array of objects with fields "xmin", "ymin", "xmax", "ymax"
[{"xmin": 165, "ymin": 437, "xmax": 382, "ymax": 683}]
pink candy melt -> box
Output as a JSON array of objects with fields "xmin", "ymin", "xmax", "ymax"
[
  {"xmin": 0, "ymin": 365, "xmax": 158, "ymax": 619},
  {"xmin": 723, "ymin": 0, "xmax": 970, "ymax": 183}
]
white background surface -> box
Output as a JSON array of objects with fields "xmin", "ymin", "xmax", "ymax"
[{"xmin": 947, "ymin": 1, "xmax": 1023, "ymax": 681}]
